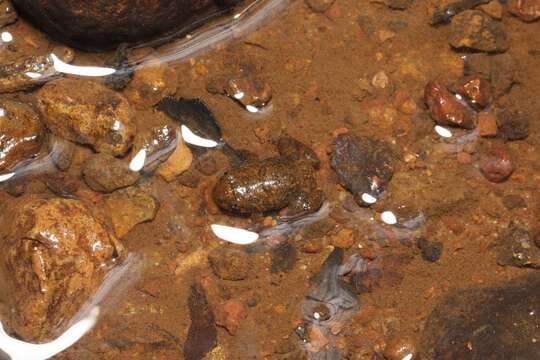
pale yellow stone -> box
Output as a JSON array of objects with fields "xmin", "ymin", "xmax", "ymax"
[{"xmin": 157, "ymin": 136, "xmax": 193, "ymax": 182}]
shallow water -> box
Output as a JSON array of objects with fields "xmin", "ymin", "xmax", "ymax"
[{"xmin": 0, "ymin": 0, "xmax": 539, "ymax": 359}]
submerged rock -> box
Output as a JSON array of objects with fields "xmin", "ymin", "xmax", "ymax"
[
  {"xmin": 451, "ymin": 76, "xmax": 492, "ymax": 110},
  {"xmin": 421, "ymin": 275, "xmax": 540, "ymax": 359},
  {"xmin": 12, "ymin": 0, "xmax": 244, "ymax": 50},
  {"xmin": 130, "ymin": 124, "xmax": 178, "ymax": 173},
  {"xmin": 496, "ymin": 106, "xmax": 530, "ymax": 141},
  {"xmin": 496, "ymin": 224, "xmax": 540, "ymax": 268},
  {"xmin": 424, "ymin": 81, "xmax": 477, "ymax": 129},
  {"xmin": 0, "ymin": 98, "xmax": 44, "ymax": 172},
  {"xmin": 0, "ymin": 0, "xmax": 17, "ymax": 28},
  {"xmin": 479, "ymin": 142, "xmax": 514, "ymax": 183},
  {"xmin": 208, "ymin": 248, "xmax": 250, "ymax": 281},
  {"xmin": 82, "ymin": 153, "xmax": 139, "ymax": 193},
  {"xmin": 0, "ymin": 197, "xmax": 122, "ymax": 341},
  {"xmin": 156, "ymin": 134, "xmax": 193, "ymax": 182},
  {"xmin": 508, "ymin": 0, "xmax": 540, "ymax": 22},
  {"xmin": 331, "ymin": 133, "xmax": 395, "ymax": 207},
  {"xmin": 37, "ymin": 79, "xmax": 135, "ymax": 156},
  {"xmin": 124, "ymin": 57, "xmax": 177, "ymax": 107},
  {"xmin": 105, "ymin": 187, "xmax": 159, "ymax": 238},
  {"xmin": 450, "ymin": 10, "xmax": 509, "ymax": 53}
]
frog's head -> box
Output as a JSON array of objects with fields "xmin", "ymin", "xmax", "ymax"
[{"xmin": 277, "ymin": 135, "xmax": 320, "ymax": 170}]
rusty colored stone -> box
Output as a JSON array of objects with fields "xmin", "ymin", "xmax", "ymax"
[
  {"xmin": 12, "ymin": 0, "xmax": 244, "ymax": 50},
  {"xmin": 508, "ymin": 0, "xmax": 540, "ymax": 22}
]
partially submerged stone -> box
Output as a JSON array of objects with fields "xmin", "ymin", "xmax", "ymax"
[
  {"xmin": 0, "ymin": 98, "xmax": 44, "ymax": 172},
  {"xmin": 105, "ymin": 187, "xmax": 159, "ymax": 238},
  {"xmin": 37, "ymin": 79, "xmax": 135, "ymax": 156},
  {"xmin": 0, "ymin": 197, "xmax": 122, "ymax": 341}
]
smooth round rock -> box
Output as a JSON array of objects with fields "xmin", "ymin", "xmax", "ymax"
[{"xmin": 12, "ymin": 0, "xmax": 243, "ymax": 50}]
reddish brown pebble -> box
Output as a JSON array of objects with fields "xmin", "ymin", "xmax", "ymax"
[
  {"xmin": 383, "ymin": 336, "xmax": 417, "ymax": 360},
  {"xmin": 215, "ymin": 299, "xmax": 247, "ymax": 336},
  {"xmin": 457, "ymin": 152, "xmax": 472, "ymax": 164},
  {"xmin": 508, "ymin": 0, "xmax": 540, "ymax": 22},
  {"xmin": 424, "ymin": 81, "xmax": 476, "ymax": 129},
  {"xmin": 480, "ymin": 142, "xmax": 514, "ymax": 183},
  {"xmin": 478, "ymin": 112, "xmax": 498, "ymax": 137},
  {"xmin": 454, "ymin": 77, "xmax": 492, "ymax": 110}
]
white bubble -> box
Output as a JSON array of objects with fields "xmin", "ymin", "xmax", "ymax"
[{"xmin": 211, "ymin": 224, "xmax": 259, "ymax": 245}]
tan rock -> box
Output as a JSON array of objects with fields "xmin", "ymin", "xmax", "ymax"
[
  {"xmin": 105, "ymin": 187, "xmax": 159, "ymax": 238},
  {"xmin": 157, "ymin": 135, "xmax": 193, "ymax": 182},
  {"xmin": 0, "ymin": 197, "xmax": 121, "ymax": 341},
  {"xmin": 37, "ymin": 78, "xmax": 135, "ymax": 156},
  {"xmin": 125, "ymin": 57, "xmax": 177, "ymax": 107}
]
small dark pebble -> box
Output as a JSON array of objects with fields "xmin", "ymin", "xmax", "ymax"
[
  {"xmin": 45, "ymin": 172, "xmax": 80, "ymax": 198},
  {"xmin": 208, "ymin": 248, "xmax": 250, "ymax": 281},
  {"xmin": 195, "ymin": 155, "xmax": 218, "ymax": 176},
  {"xmin": 417, "ymin": 238, "xmax": 443, "ymax": 262},
  {"xmin": 305, "ymin": 0, "xmax": 335, "ymax": 13},
  {"xmin": 3, "ymin": 178, "xmax": 25, "ymax": 197},
  {"xmin": 534, "ymin": 231, "xmax": 540, "ymax": 250},
  {"xmin": 271, "ymin": 242, "xmax": 298, "ymax": 273},
  {"xmin": 496, "ymin": 107, "xmax": 530, "ymax": 141},
  {"xmin": 502, "ymin": 194, "xmax": 527, "ymax": 210}
]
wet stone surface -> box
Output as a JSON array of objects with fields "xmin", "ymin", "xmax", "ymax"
[
  {"xmin": 421, "ymin": 275, "xmax": 540, "ymax": 359},
  {"xmin": 0, "ymin": 98, "xmax": 44, "ymax": 172},
  {"xmin": 331, "ymin": 133, "xmax": 395, "ymax": 206}
]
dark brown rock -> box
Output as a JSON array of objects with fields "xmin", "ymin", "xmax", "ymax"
[
  {"xmin": 422, "ymin": 275, "xmax": 540, "ymax": 359},
  {"xmin": 450, "ymin": 10, "xmax": 509, "ymax": 53},
  {"xmin": 13, "ymin": 0, "xmax": 243, "ymax": 50},
  {"xmin": 502, "ymin": 194, "xmax": 527, "ymax": 210},
  {"xmin": 496, "ymin": 107, "xmax": 530, "ymax": 141},
  {"xmin": 208, "ymin": 248, "xmax": 250, "ymax": 281},
  {"xmin": 82, "ymin": 153, "xmax": 139, "ymax": 193},
  {"xmin": 417, "ymin": 238, "xmax": 443, "ymax": 262},
  {"xmin": 331, "ymin": 133, "xmax": 395, "ymax": 206},
  {"xmin": 0, "ymin": 0, "xmax": 17, "ymax": 27}
]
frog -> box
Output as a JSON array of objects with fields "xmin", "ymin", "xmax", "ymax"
[{"xmin": 212, "ymin": 135, "xmax": 324, "ymax": 218}]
